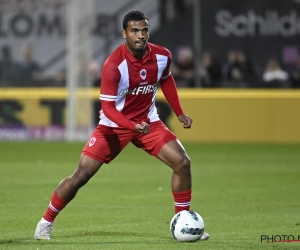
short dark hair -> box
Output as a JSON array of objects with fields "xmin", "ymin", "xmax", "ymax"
[{"xmin": 123, "ymin": 11, "xmax": 148, "ymax": 30}]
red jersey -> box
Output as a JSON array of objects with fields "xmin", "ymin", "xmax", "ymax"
[{"xmin": 99, "ymin": 42, "xmax": 183, "ymax": 131}]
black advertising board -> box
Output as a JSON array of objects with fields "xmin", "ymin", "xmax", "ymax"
[{"xmin": 201, "ymin": 0, "xmax": 300, "ymax": 67}]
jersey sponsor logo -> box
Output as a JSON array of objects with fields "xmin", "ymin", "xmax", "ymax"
[
  {"xmin": 119, "ymin": 83, "xmax": 158, "ymax": 96},
  {"xmin": 140, "ymin": 69, "xmax": 147, "ymax": 80},
  {"xmin": 89, "ymin": 137, "xmax": 96, "ymax": 147}
]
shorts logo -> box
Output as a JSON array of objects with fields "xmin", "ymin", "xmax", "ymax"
[
  {"xmin": 89, "ymin": 137, "xmax": 96, "ymax": 147},
  {"xmin": 140, "ymin": 69, "xmax": 146, "ymax": 80}
]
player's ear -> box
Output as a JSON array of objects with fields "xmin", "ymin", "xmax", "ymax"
[{"xmin": 122, "ymin": 30, "xmax": 126, "ymax": 39}]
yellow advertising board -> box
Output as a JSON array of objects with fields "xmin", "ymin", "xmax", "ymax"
[
  {"xmin": 1, "ymin": 88, "xmax": 300, "ymax": 142},
  {"xmin": 168, "ymin": 89, "xmax": 300, "ymax": 143}
]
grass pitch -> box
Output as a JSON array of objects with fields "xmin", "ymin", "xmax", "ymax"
[{"xmin": 0, "ymin": 142, "xmax": 299, "ymax": 250}]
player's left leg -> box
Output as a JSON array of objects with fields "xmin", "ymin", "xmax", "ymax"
[
  {"xmin": 157, "ymin": 139, "xmax": 191, "ymax": 191},
  {"xmin": 157, "ymin": 139, "xmax": 192, "ymax": 212},
  {"xmin": 132, "ymin": 120, "xmax": 209, "ymax": 240},
  {"xmin": 132, "ymin": 121, "xmax": 191, "ymax": 213},
  {"xmin": 157, "ymin": 139, "xmax": 209, "ymax": 241}
]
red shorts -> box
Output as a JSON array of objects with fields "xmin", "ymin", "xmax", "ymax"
[{"xmin": 82, "ymin": 120, "xmax": 177, "ymax": 163}]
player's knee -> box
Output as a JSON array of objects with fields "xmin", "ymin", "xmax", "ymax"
[
  {"xmin": 71, "ymin": 167, "xmax": 92, "ymax": 188},
  {"xmin": 76, "ymin": 172, "xmax": 91, "ymax": 187},
  {"xmin": 182, "ymin": 156, "xmax": 191, "ymax": 171},
  {"xmin": 176, "ymin": 155, "xmax": 191, "ymax": 174}
]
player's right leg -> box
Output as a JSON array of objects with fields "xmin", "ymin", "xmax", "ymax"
[
  {"xmin": 34, "ymin": 124, "xmax": 134, "ymax": 240},
  {"xmin": 34, "ymin": 155, "xmax": 103, "ymax": 240}
]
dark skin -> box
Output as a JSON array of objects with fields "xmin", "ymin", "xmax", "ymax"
[
  {"xmin": 54, "ymin": 19, "xmax": 193, "ymax": 202},
  {"xmin": 122, "ymin": 19, "xmax": 150, "ymax": 60}
]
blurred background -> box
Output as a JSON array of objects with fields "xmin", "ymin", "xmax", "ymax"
[{"xmin": 0, "ymin": 0, "xmax": 299, "ymax": 142}]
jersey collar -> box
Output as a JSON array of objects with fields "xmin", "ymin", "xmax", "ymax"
[{"xmin": 122, "ymin": 43, "xmax": 154, "ymax": 63}]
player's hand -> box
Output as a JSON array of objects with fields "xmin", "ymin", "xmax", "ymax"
[
  {"xmin": 178, "ymin": 114, "xmax": 193, "ymax": 129},
  {"xmin": 134, "ymin": 121, "xmax": 150, "ymax": 134}
]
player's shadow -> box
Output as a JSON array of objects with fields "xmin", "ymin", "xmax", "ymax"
[
  {"xmin": 63, "ymin": 230, "xmax": 171, "ymax": 239},
  {"xmin": 0, "ymin": 239, "xmax": 15, "ymax": 244},
  {"xmin": 0, "ymin": 230, "xmax": 172, "ymax": 246}
]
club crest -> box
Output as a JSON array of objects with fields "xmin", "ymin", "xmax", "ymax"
[
  {"xmin": 140, "ymin": 69, "xmax": 146, "ymax": 80},
  {"xmin": 89, "ymin": 137, "xmax": 96, "ymax": 147}
]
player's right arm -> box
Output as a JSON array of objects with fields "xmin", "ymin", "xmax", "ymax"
[
  {"xmin": 100, "ymin": 59, "xmax": 149, "ymax": 134},
  {"xmin": 101, "ymin": 100, "xmax": 149, "ymax": 133}
]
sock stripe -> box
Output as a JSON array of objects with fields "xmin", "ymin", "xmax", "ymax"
[
  {"xmin": 174, "ymin": 202, "xmax": 191, "ymax": 207},
  {"xmin": 173, "ymin": 189, "xmax": 192, "ymax": 214},
  {"xmin": 49, "ymin": 202, "xmax": 60, "ymax": 213}
]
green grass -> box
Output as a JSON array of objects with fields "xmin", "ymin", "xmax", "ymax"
[{"xmin": 0, "ymin": 142, "xmax": 300, "ymax": 249}]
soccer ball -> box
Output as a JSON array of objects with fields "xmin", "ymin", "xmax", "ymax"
[{"xmin": 170, "ymin": 210, "xmax": 204, "ymax": 242}]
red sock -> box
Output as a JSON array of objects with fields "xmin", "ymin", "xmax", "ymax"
[
  {"xmin": 172, "ymin": 189, "xmax": 192, "ymax": 214},
  {"xmin": 42, "ymin": 191, "xmax": 70, "ymax": 222}
]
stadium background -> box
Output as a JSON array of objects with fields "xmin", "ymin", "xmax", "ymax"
[
  {"xmin": 0, "ymin": 0, "xmax": 299, "ymax": 143},
  {"xmin": 1, "ymin": 1, "xmax": 300, "ymax": 249}
]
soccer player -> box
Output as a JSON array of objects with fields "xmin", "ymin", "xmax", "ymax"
[{"xmin": 34, "ymin": 10, "xmax": 209, "ymax": 241}]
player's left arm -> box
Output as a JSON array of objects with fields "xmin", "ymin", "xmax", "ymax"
[
  {"xmin": 159, "ymin": 50, "xmax": 193, "ymax": 129},
  {"xmin": 177, "ymin": 113, "xmax": 193, "ymax": 129},
  {"xmin": 160, "ymin": 74, "xmax": 193, "ymax": 129}
]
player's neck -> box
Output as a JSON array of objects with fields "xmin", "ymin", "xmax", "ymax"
[{"xmin": 126, "ymin": 45, "xmax": 148, "ymax": 60}]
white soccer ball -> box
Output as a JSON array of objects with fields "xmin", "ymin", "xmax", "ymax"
[{"xmin": 170, "ymin": 210, "xmax": 204, "ymax": 242}]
